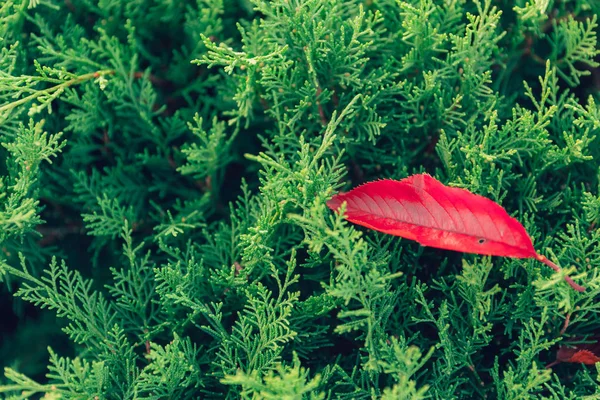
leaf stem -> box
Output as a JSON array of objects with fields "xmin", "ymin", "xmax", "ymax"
[{"xmin": 536, "ymin": 254, "xmax": 585, "ymax": 292}]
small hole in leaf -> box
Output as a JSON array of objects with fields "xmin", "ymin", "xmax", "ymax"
[{"xmin": 478, "ymin": 238, "xmax": 486, "ymax": 244}]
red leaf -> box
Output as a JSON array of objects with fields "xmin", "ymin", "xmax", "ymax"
[
  {"xmin": 566, "ymin": 350, "xmax": 600, "ymax": 364},
  {"xmin": 547, "ymin": 339, "xmax": 600, "ymax": 367},
  {"xmin": 327, "ymin": 174, "xmax": 585, "ymax": 292}
]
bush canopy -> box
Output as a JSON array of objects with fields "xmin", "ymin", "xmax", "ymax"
[{"xmin": 0, "ymin": 0, "xmax": 600, "ymax": 398}]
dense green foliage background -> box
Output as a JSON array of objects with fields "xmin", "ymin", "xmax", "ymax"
[{"xmin": 1, "ymin": 0, "xmax": 600, "ymax": 398}]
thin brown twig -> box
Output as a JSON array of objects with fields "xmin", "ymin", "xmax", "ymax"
[
  {"xmin": 133, "ymin": 71, "xmax": 170, "ymax": 88},
  {"xmin": 559, "ymin": 313, "xmax": 571, "ymax": 336},
  {"xmin": 315, "ymin": 86, "xmax": 328, "ymax": 126}
]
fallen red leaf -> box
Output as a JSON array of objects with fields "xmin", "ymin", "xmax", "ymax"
[
  {"xmin": 565, "ymin": 350, "xmax": 600, "ymax": 364},
  {"xmin": 547, "ymin": 339, "xmax": 600, "ymax": 367},
  {"xmin": 327, "ymin": 174, "xmax": 585, "ymax": 292}
]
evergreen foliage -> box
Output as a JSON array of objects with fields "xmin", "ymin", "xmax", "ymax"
[{"xmin": 0, "ymin": 0, "xmax": 599, "ymax": 398}]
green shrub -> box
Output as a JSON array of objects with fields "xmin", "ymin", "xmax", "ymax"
[{"xmin": 1, "ymin": 0, "xmax": 599, "ymax": 398}]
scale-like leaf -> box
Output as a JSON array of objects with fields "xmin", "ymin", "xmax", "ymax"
[{"xmin": 327, "ymin": 174, "xmax": 585, "ymax": 292}]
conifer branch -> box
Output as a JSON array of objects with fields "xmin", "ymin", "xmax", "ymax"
[{"xmin": 0, "ymin": 69, "xmax": 114, "ymax": 116}]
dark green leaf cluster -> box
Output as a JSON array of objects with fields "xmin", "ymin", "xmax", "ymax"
[{"xmin": 0, "ymin": 0, "xmax": 599, "ymax": 398}]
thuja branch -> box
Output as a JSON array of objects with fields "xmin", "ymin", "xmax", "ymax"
[{"xmin": 0, "ymin": 69, "xmax": 114, "ymax": 117}]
